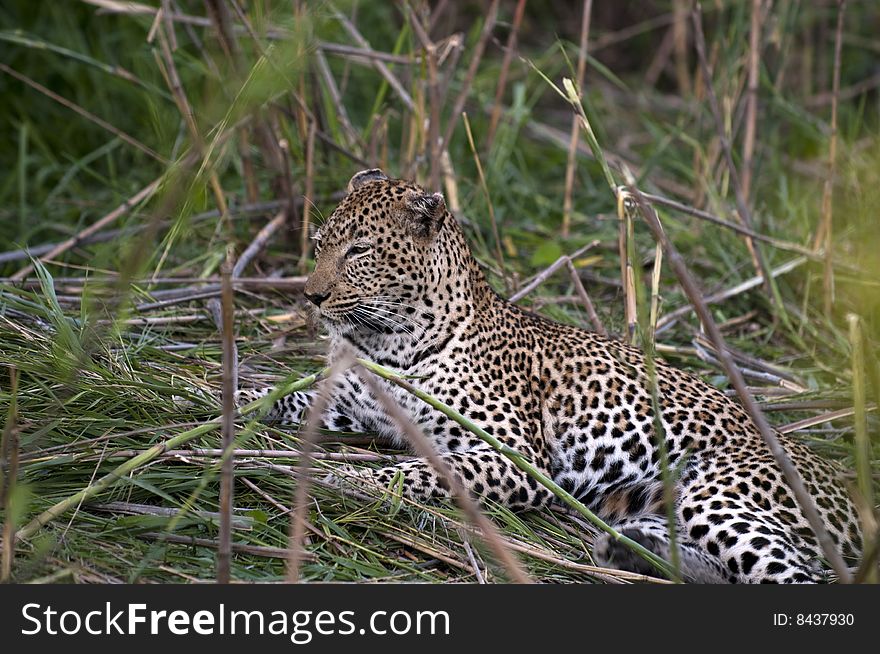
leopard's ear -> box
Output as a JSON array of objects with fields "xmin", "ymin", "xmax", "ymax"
[
  {"xmin": 405, "ymin": 192, "xmax": 446, "ymax": 238},
  {"xmin": 347, "ymin": 168, "xmax": 388, "ymax": 194}
]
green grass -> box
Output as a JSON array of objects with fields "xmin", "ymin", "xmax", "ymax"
[{"xmin": 0, "ymin": 1, "xmax": 877, "ymax": 583}]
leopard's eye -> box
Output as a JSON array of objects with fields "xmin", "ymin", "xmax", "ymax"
[{"xmin": 346, "ymin": 243, "xmax": 372, "ymax": 257}]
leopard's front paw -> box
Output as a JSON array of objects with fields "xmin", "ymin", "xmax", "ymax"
[
  {"xmin": 592, "ymin": 530, "xmax": 662, "ymax": 577},
  {"xmin": 324, "ymin": 464, "xmax": 375, "ymax": 489}
]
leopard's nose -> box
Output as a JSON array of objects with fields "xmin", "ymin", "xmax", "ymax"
[{"xmin": 305, "ymin": 290, "xmax": 331, "ymax": 307}]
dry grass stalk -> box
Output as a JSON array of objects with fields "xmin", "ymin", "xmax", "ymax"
[
  {"xmin": 562, "ymin": 0, "xmax": 593, "ymax": 238},
  {"xmin": 318, "ymin": 41, "xmax": 419, "ymax": 66},
  {"xmin": 853, "ymin": 527, "xmax": 880, "ymax": 584},
  {"xmin": 644, "ymin": 21, "xmax": 676, "ymax": 87},
  {"xmin": 461, "ymin": 540, "xmax": 487, "ymax": 583},
  {"xmin": 233, "ymin": 210, "xmax": 290, "ymax": 278},
  {"xmin": 276, "ymin": 137, "xmax": 300, "ymax": 236},
  {"xmin": 623, "ymin": 183, "xmax": 853, "ymax": 583}
]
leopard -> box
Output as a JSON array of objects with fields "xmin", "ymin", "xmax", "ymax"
[{"xmin": 237, "ymin": 168, "xmax": 863, "ymax": 583}]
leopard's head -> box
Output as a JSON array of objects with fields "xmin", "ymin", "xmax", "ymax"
[{"xmin": 304, "ymin": 169, "xmax": 449, "ymax": 334}]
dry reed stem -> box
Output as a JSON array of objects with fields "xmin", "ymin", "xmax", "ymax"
[
  {"xmin": 299, "ymin": 122, "xmax": 317, "ymax": 275},
  {"xmin": 329, "ymin": 2, "xmax": 415, "ymax": 111},
  {"xmin": 656, "ymin": 256, "xmax": 807, "ymax": 330},
  {"xmin": 239, "ymin": 127, "xmax": 259, "ymax": 203},
  {"xmin": 355, "ymin": 366, "xmax": 533, "ymax": 584},
  {"xmin": 439, "ymin": 0, "xmax": 499, "ymax": 152},
  {"xmin": 142, "ymin": 532, "xmax": 314, "ymax": 561},
  {"xmin": 565, "ymin": 259, "xmax": 606, "ymax": 336},
  {"xmin": 649, "ymin": 242, "xmax": 663, "ymax": 336},
  {"xmin": 462, "ymin": 112, "xmax": 508, "ymax": 289},
  {"xmin": 691, "ymin": 4, "xmax": 770, "ymax": 294},
  {"xmin": 672, "ymin": 0, "xmax": 691, "ymax": 95},
  {"xmin": 208, "ymin": 0, "xmax": 296, "ymax": 217},
  {"xmin": 217, "ymin": 258, "xmax": 236, "ymax": 584},
  {"xmin": 100, "ymin": 449, "xmax": 398, "ymax": 463},
  {"xmin": 819, "ymin": 0, "xmax": 846, "ymax": 317},
  {"xmin": 617, "ymin": 193, "xmax": 638, "ymax": 343},
  {"xmin": 778, "ymin": 405, "xmax": 877, "ymax": 435},
  {"xmin": 318, "ymin": 41, "xmax": 419, "ymax": 65},
  {"xmin": 741, "ymin": 0, "xmax": 763, "ymax": 200},
  {"xmin": 233, "ymin": 210, "xmax": 289, "ymax": 280},
  {"xmin": 462, "ymin": 540, "xmax": 486, "ymax": 584},
  {"xmin": 639, "ymin": 191, "xmax": 819, "ymax": 258},
  {"xmin": 644, "ymin": 22, "xmax": 676, "ymax": 88},
  {"xmin": 846, "ymin": 315, "xmax": 874, "ymax": 531},
  {"xmin": 314, "ymin": 49, "xmax": 360, "ymax": 150},
  {"xmin": 623, "ymin": 182, "xmax": 853, "ymax": 583},
  {"xmin": 276, "ymin": 137, "xmax": 299, "ymax": 235},
  {"xmin": 508, "ymin": 241, "xmax": 599, "ymax": 303},
  {"xmin": 486, "ymin": 0, "xmax": 528, "ymax": 151},
  {"xmin": 286, "ymin": 356, "xmax": 353, "ymax": 583},
  {"xmin": 0, "ymin": 368, "xmax": 19, "ymax": 582},
  {"xmin": 0, "ymin": 200, "xmax": 292, "ymax": 266},
  {"xmin": 203, "ymin": 207, "xmax": 291, "ymax": 328},
  {"xmin": 154, "ymin": 25, "xmax": 230, "ymax": 230},
  {"xmin": 406, "ymin": 4, "xmax": 442, "ymax": 191},
  {"xmin": 562, "ymin": 0, "xmax": 593, "ymax": 238},
  {"xmin": 204, "ymin": 0, "xmax": 238, "ymax": 65},
  {"xmin": 210, "ymin": 3, "xmax": 305, "ymax": 224},
  {"xmin": 852, "ymin": 527, "xmax": 880, "ymax": 584}
]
